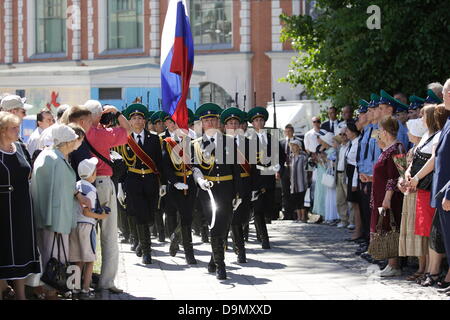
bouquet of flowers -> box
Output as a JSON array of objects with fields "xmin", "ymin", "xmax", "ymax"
[{"xmin": 392, "ymin": 153, "xmax": 407, "ymax": 178}]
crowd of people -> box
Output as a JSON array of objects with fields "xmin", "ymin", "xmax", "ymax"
[
  {"xmin": 0, "ymin": 78, "xmax": 449, "ymax": 300},
  {"xmin": 289, "ymin": 80, "xmax": 450, "ymax": 295}
]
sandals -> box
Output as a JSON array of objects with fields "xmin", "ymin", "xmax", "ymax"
[
  {"xmin": 420, "ymin": 273, "xmax": 441, "ymax": 287},
  {"xmin": 406, "ymin": 272, "xmax": 424, "ymax": 281}
]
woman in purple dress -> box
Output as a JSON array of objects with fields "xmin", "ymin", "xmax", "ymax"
[{"xmin": 370, "ymin": 116, "xmax": 405, "ymax": 277}]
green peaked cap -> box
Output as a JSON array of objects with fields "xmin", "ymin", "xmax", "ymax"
[
  {"xmin": 247, "ymin": 106, "xmax": 269, "ymax": 122},
  {"xmin": 122, "ymin": 104, "xmax": 151, "ymax": 120}
]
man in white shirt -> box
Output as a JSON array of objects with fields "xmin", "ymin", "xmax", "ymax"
[
  {"xmin": 304, "ymin": 117, "xmax": 321, "ymax": 153},
  {"xmin": 27, "ymin": 110, "xmax": 54, "ymax": 157}
]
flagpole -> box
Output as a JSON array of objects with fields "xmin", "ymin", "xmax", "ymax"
[
  {"xmin": 273, "ymin": 92, "xmax": 277, "ymax": 129},
  {"xmin": 147, "ymin": 91, "xmax": 150, "ymax": 110}
]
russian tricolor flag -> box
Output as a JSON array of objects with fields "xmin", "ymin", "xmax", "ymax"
[{"xmin": 161, "ymin": 0, "xmax": 194, "ymax": 129}]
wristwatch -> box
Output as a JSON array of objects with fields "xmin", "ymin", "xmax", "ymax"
[{"xmin": 114, "ymin": 111, "xmax": 122, "ymax": 120}]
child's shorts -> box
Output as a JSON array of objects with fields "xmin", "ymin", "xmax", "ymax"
[{"xmin": 69, "ymin": 223, "xmax": 96, "ymax": 263}]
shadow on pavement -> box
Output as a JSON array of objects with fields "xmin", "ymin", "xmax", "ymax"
[
  {"xmin": 239, "ymin": 259, "xmax": 287, "ymax": 270},
  {"xmin": 221, "ymin": 272, "xmax": 272, "ymax": 286}
]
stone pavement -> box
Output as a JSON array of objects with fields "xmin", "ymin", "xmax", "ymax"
[{"xmin": 100, "ymin": 221, "xmax": 449, "ymax": 300}]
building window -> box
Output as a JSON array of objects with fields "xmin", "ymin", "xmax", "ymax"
[
  {"xmin": 200, "ymin": 82, "xmax": 232, "ymax": 108},
  {"xmin": 99, "ymin": 88, "xmax": 122, "ymax": 100},
  {"xmin": 36, "ymin": 0, "xmax": 67, "ymax": 54},
  {"xmin": 190, "ymin": 0, "xmax": 232, "ymax": 48},
  {"xmin": 108, "ymin": 0, "xmax": 143, "ymax": 50}
]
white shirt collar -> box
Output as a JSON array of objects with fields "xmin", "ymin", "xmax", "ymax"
[{"xmin": 133, "ymin": 130, "xmax": 145, "ymax": 140}]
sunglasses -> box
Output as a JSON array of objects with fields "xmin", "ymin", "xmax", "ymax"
[
  {"xmin": 313, "ymin": 121, "xmax": 321, "ymax": 124},
  {"xmin": 339, "ymin": 133, "xmax": 346, "ymax": 136}
]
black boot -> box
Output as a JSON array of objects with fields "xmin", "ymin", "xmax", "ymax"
[
  {"xmin": 130, "ymin": 238, "xmax": 139, "ymax": 252},
  {"xmin": 181, "ymin": 226, "xmax": 197, "ymax": 265},
  {"xmin": 232, "ymin": 225, "xmax": 247, "ymax": 263},
  {"xmin": 207, "ymin": 254, "xmax": 216, "ymax": 273},
  {"xmin": 201, "ymin": 226, "xmax": 209, "ymax": 243},
  {"xmin": 211, "ymin": 237, "xmax": 226, "ymax": 280},
  {"xmin": 243, "ymin": 223, "xmax": 249, "ymax": 242},
  {"xmin": 255, "ymin": 215, "xmax": 270, "ymax": 249},
  {"xmin": 151, "ymin": 225, "xmax": 158, "ymax": 238},
  {"xmin": 128, "ymin": 216, "xmax": 139, "ymax": 251},
  {"xmin": 169, "ymin": 224, "xmax": 181, "ymax": 257},
  {"xmin": 137, "ymin": 224, "xmax": 151, "ymax": 261},
  {"xmin": 154, "ymin": 209, "xmax": 166, "ymax": 242}
]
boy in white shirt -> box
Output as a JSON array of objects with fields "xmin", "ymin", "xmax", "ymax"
[{"xmin": 69, "ymin": 157, "xmax": 109, "ymax": 299}]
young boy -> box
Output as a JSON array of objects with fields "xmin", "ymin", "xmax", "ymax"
[{"xmin": 69, "ymin": 157, "xmax": 109, "ymax": 299}]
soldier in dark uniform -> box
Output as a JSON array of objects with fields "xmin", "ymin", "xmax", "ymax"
[
  {"xmin": 120, "ymin": 104, "xmax": 167, "ymax": 264},
  {"xmin": 221, "ymin": 108, "xmax": 257, "ymax": 263},
  {"xmin": 192, "ymin": 103, "xmax": 243, "ymax": 280},
  {"xmin": 247, "ymin": 107, "xmax": 285, "ymax": 249},
  {"xmin": 148, "ymin": 111, "xmax": 167, "ymax": 242},
  {"xmin": 160, "ymin": 111, "xmax": 197, "ymax": 264}
]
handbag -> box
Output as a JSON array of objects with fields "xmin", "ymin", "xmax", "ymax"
[
  {"xmin": 367, "ymin": 209, "xmax": 400, "ymax": 260},
  {"xmin": 85, "ymin": 138, "xmax": 127, "ymax": 182},
  {"xmin": 410, "ymin": 133, "xmax": 436, "ymax": 191},
  {"xmin": 41, "ymin": 233, "xmax": 70, "ymax": 293},
  {"xmin": 321, "ymin": 167, "xmax": 336, "ymax": 188}
]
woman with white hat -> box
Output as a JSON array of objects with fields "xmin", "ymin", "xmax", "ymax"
[
  {"xmin": 397, "ymin": 116, "xmax": 429, "ymax": 282},
  {"xmin": 311, "ymin": 130, "xmax": 329, "ymax": 220},
  {"xmin": 30, "ymin": 124, "xmax": 86, "ymax": 299},
  {"xmin": 314, "ymin": 130, "xmax": 339, "ymax": 224}
]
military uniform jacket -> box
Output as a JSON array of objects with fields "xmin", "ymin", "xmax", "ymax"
[
  {"xmin": 192, "ymin": 133, "xmax": 243, "ymax": 198},
  {"xmin": 248, "ymin": 130, "xmax": 285, "ymax": 191},
  {"xmin": 118, "ymin": 130, "xmax": 166, "ymax": 185},
  {"xmin": 161, "ymin": 136, "xmax": 195, "ymax": 187},
  {"xmin": 235, "ymin": 134, "xmax": 258, "ymax": 196}
]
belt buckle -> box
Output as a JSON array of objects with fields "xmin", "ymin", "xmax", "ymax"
[{"xmin": 141, "ymin": 168, "xmax": 145, "ymax": 177}]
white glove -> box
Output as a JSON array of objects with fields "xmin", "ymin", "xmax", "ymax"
[
  {"xmin": 159, "ymin": 185, "xmax": 167, "ymax": 197},
  {"xmin": 117, "ymin": 183, "xmax": 126, "ymax": 206},
  {"xmin": 174, "ymin": 182, "xmax": 188, "ymax": 191},
  {"xmin": 232, "ymin": 197, "xmax": 242, "ymax": 211},
  {"xmin": 251, "ymin": 191, "xmax": 259, "ymax": 202},
  {"xmin": 198, "ymin": 178, "xmax": 211, "ymax": 191},
  {"xmin": 272, "ymin": 164, "xmax": 281, "ymax": 172}
]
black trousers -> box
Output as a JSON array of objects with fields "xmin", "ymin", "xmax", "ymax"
[
  {"xmin": 125, "ymin": 173, "xmax": 159, "ymax": 225},
  {"xmin": 165, "ymin": 181, "xmax": 196, "ymax": 227},
  {"xmin": 438, "ymin": 207, "xmax": 450, "ymax": 266},
  {"xmin": 231, "ymin": 177, "xmax": 251, "ymax": 226},
  {"xmin": 358, "ymin": 181, "xmax": 372, "ymax": 240},
  {"xmin": 199, "ymin": 181, "xmax": 234, "ymax": 238}
]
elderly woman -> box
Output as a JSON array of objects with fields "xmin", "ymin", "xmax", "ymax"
[
  {"xmin": 0, "ymin": 112, "xmax": 40, "ymax": 300},
  {"xmin": 371, "ymin": 116, "xmax": 405, "ymax": 277},
  {"xmin": 31, "ymin": 124, "xmax": 86, "ymax": 298},
  {"xmin": 289, "ymin": 139, "xmax": 309, "ymax": 222},
  {"xmin": 398, "ymin": 117, "xmax": 429, "ymax": 281},
  {"xmin": 317, "ymin": 131, "xmax": 339, "ymax": 224}
]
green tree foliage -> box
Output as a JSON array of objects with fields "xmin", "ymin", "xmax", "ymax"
[{"xmin": 280, "ymin": 0, "xmax": 450, "ymax": 107}]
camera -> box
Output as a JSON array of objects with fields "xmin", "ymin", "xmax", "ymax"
[
  {"xmin": 93, "ymin": 206, "xmax": 111, "ymax": 215},
  {"xmin": 100, "ymin": 112, "xmax": 116, "ymax": 126}
]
